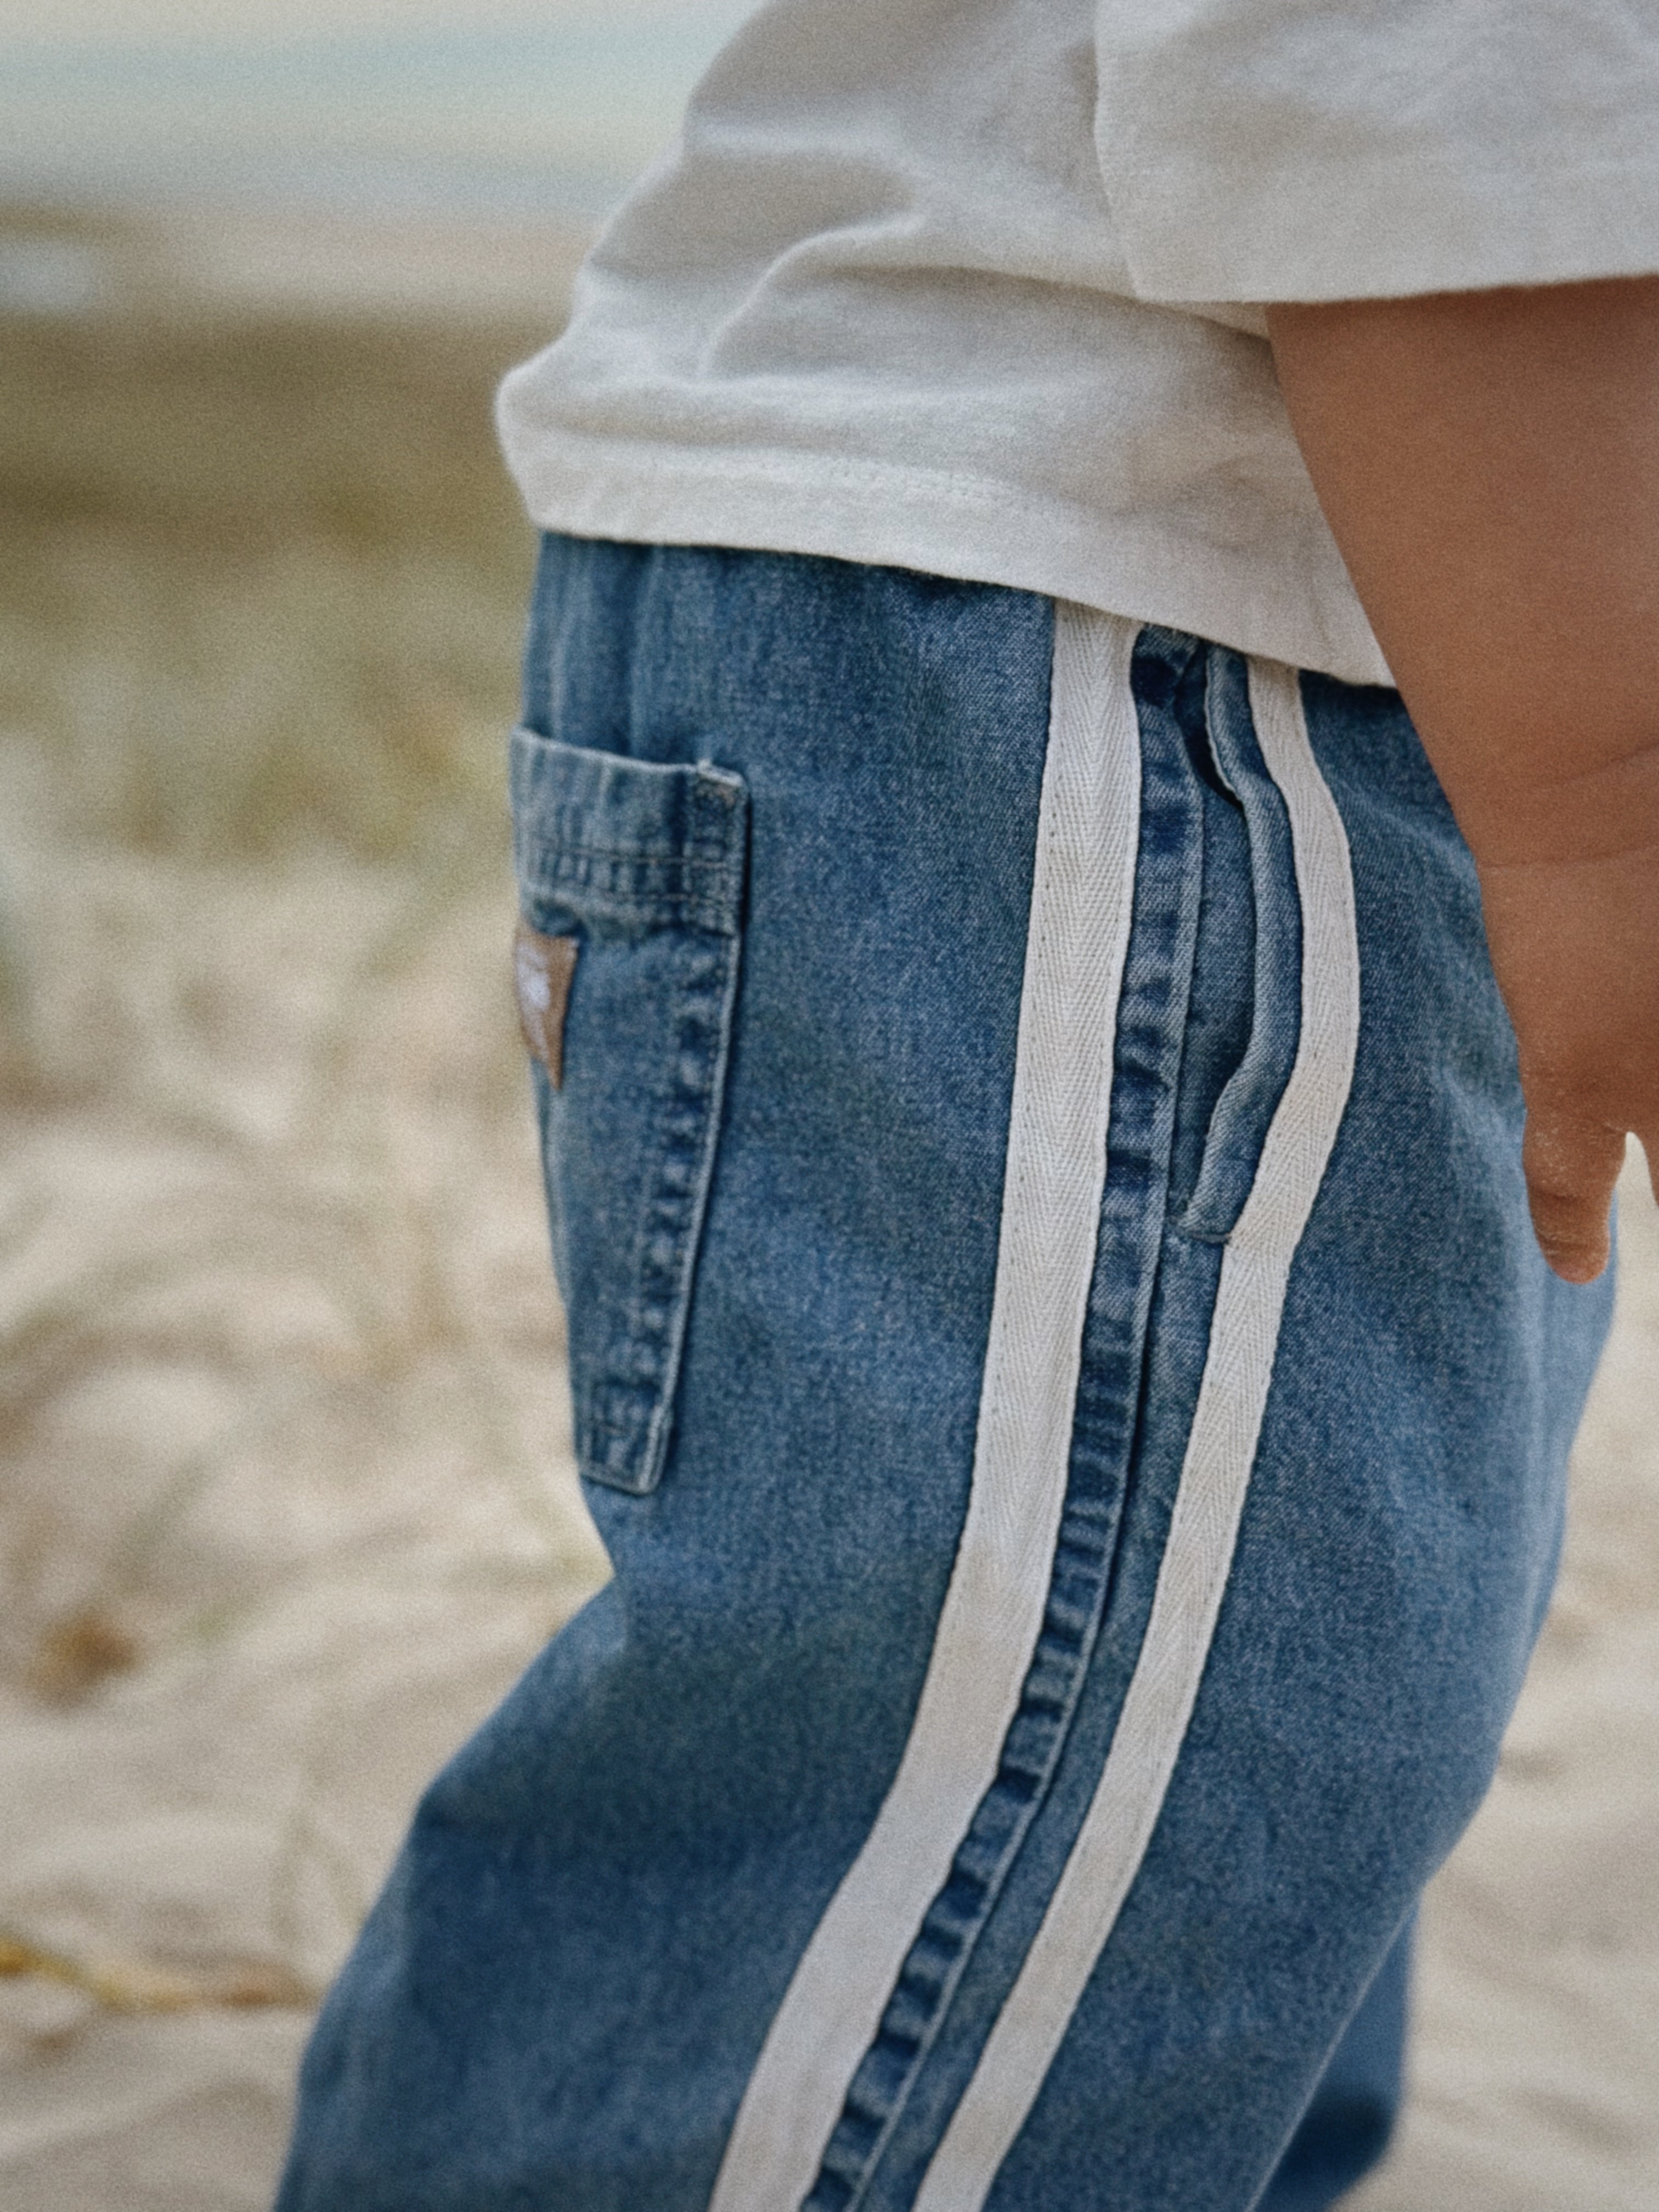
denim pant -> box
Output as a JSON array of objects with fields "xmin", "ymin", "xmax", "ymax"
[{"xmin": 277, "ymin": 539, "xmax": 1612, "ymax": 2212}]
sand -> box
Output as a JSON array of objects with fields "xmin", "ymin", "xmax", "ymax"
[{"xmin": 0, "ymin": 805, "xmax": 608, "ymax": 2208}]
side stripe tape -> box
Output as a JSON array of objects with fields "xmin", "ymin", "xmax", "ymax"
[
  {"xmin": 912, "ymin": 657, "xmax": 1361, "ymax": 2212},
  {"xmin": 707, "ymin": 605, "xmax": 1143, "ymax": 2212}
]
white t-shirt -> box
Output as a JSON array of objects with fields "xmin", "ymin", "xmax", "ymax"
[{"xmin": 498, "ymin": 0, "xmax": 1659, "ymax": 687}]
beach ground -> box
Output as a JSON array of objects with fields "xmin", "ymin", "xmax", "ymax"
[{"xmin": 1, "ymin": 210, "xmax": 1655, "ymax": 2209}]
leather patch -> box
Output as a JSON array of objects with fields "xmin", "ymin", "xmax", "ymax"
[{"xmin": 514, "ymin": 921, "xmax": 578, "ymax": 1088}]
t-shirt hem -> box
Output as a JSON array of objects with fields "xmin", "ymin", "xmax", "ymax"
[{"xmin": 500, "ymin": 433, "xmax": 1394, "ymax": 691}]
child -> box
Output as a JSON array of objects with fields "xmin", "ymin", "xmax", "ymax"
[{"xmin": 277, "ymin": 4, "xmax": 1656, "ymax": 2207}]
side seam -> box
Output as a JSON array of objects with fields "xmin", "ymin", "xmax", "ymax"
[
  {"xmin": 911, "ymin": 657, "xmax": 1361, "ymax": 2212},
  {"xmin": 706, "ymin": 603, "xmax": 1142, "ymax": 2212}
]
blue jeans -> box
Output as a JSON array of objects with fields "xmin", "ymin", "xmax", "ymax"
[{"xmin": 277, "ymin": 539, "xmax": 1612, "ymax": 2212}]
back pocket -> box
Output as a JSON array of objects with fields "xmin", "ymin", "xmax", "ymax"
[{"xmin": 509, "ymin": 727, "xmax": 749, "ymax": 1495}]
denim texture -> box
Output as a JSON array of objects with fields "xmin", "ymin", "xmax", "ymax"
[
  {"xmin": 510, "ymin": 732, "xmax": 748, "ymax": 1493},
  {"xmin": 276, "ymin": 538, "xmax": 1612, "ymax": 2212}
]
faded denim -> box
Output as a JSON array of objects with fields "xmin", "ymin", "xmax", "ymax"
[{"xmin": 276, "ymin": 538, "xmax": 1612, "ymax": 2212}]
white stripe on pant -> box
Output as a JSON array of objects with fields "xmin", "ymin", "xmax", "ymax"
[
  {"xmin": 913, "ymin": 656, "xmax": 1360, "ymax": 2212},
  {"xmin": 709, "ymin": 634, "xmax": 1359, "ymax": 2212},
  {"xmin": 708, "ymin": 605, "xmax": 1142, "ymax": 2211}
]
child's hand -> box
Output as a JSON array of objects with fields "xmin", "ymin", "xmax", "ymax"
[
  {"xmin": 1268, "ymin": 279, "xmax": 1659, "ymax": 1281},
  {"xmin": 1479, "ymin": 830, "xmax": 1659, "ymax": 1280}
]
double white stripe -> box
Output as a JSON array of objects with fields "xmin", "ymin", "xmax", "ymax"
[
  {"xmin": 712, "ymin": 642, "xmax": 1361, "ymax": 2212},
  {"xmin": 912, "ymin": 656, "xmax": 1360, "ymax": 2210},
  {"xmin": 709, "ymin": 604, "xmax": 1142, "ymax": 2212}
]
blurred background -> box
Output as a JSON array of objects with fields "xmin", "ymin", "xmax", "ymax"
[{"xmin": 0, "ymin": 6, "xmax": 1655, "ymax": 2209}]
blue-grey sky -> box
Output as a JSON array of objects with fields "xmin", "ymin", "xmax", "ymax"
[{"xmin": 0, "ymin": 3, "xmax": 759, "ymax": 219}]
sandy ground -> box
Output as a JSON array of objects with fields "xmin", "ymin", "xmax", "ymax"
[{"xmin": 0, "ymin": 775, "xmax": 1653, "ymax": 2211}]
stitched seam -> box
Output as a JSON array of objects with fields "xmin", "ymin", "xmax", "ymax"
[
  {"xmin": 1181, "ymin": 653, "xmax": 1304, "ymax": 1242},
  {"xmin": 910, "ymin": 657, "xmax": 1362, "ymax": 2212},
  {"xmin": 803, "ymin": 629, "xmax": 1206, "ymax": 2212},
  {"xmin": 706, "ymin": 606, "xmax": 1143, "ymax": 2212},
  {"xmin": 578, "ymin": 932, "xmax": 738, "ymax": 1493}
]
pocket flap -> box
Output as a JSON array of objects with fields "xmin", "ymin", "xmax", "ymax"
[{"xmin": 510, "ymin": 728, "xmax": 748, "ymax": 938}]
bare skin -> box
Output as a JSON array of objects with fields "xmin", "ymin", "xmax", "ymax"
[{"xmin": 1267, "ymin": 280, "xmax": 1659, "ymax": 1283}]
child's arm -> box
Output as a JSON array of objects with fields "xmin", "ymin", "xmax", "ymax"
[{"xmin": 1266, "ymin": 280, "xmax": 1659, "ymax": 1283}]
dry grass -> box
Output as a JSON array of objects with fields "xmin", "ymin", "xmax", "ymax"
[
  {"xmin": 0, "ymin": 203, "xmax": 541, "ymax": 871},
  {"xmin": 0, "ymin": 1927, "xmax": 311, "ymax": 2017}
]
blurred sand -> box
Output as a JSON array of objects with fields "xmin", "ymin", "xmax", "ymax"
[
  {"xmin": 1, "ymin": 208, "xmax": 1656, "ymax": 2211},
  {"xmin": 0, "ymin": 771, "xmax": 610, "ymax": 2208}
]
